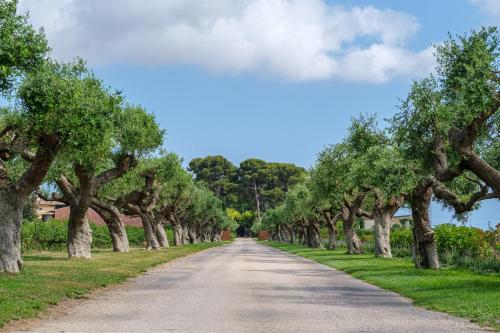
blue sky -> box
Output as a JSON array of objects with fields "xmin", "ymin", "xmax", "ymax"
[{"xmin": 18, "ymin": 0, "xmax": 500, "ymax": 228}]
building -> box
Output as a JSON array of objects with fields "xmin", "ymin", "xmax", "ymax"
[
  {"xmin": 35, "ymin": 198, "xmax": 67, "ymax": 221},
  {"xmin": 54, "ymin": 206, "xmax": 143, "ymax": 227},
  {"xmin": 34, "ymin": 197, "xmax": 143, "ymax": 227},
  {"xmin": 361, "ymin": 215, "xmax": 413, "ymax": 230}
]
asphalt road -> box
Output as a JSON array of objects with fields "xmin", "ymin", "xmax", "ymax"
[{"xmin": 20, "ymin": 238, "xmax": 486, "ymax": 333}]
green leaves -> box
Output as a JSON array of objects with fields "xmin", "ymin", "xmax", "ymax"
[
  {"xmin": 437, "ymin": 27, "xmax": 499, "ymax": 127},
  {"xmin": 114, "ymin": 104, "xmax": 164, "ymax": 156},
  {"xmin": 392, "ymin": 27, "xmax": 499, "ymax": 173},
  {"xmin": 0, "ymin": 0, "xmax": 49, "ymax": 93},
  {"xmin": 17, "ymin": 59, "xmax": 118, "ymax": 166},
  {"xmin": 188, "ymin": 155, "xmax": 238, "ymax": 206}
]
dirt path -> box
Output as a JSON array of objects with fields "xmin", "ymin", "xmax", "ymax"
[{"xmin": 16, "ymin": 238, "xmax": 487, "ymax": 333}]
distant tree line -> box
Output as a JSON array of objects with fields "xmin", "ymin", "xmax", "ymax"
[{"xmin": 188, "ymin": 156, "xmax": 306, "ymax": 234}]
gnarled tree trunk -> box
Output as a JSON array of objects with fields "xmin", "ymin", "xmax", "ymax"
[
  {"xmin": 302, "ymin": 226, "xmax": 308, "ymax": 245},
  {"xmin": 371, "ymin": 195, "xmax": 403, "ymax": 258},
  {"xmin": 327, "ymin": 226, "xmax": 337, "ymax": 250},
  {"xmin": 67, "ymin": 208, "xmax": 92, "ymax": 258},
  {"xmin": 410, "ymin": 180, "xmax": 439, "ymax": 269},
  {"xmin": 324, "ymin": 211, "xmax": 339, "ymax": 250},
  {"xmin": 373, "ymin": 210, "xmax": 392, "ymax": 258},
  {"xmin": 307, "ymin": 222, "xmax": 322, "ymax": 248},
  {"xmin": 448, "ymin": 101, "xmax": 500, "ymax": 196},
  {"xmin": 91, "ymin": 201, "xmax": 129, "ymax": 253},
  {"xmin": 61, "ymin": 156, "xmax": 136, "ymax": 259},
  {"xmin": 0, "ymin": 189, "xmax": 24, "ymax": 273},
  {"xmin": 182, "ymin": 225, "xmax": 190, "ymax": 244},
  {"xmin": 211, "ymin": 225, "xmax": 221, "ymax": 241},
  {"xmin": 0, "ymin": 132, "xmax": 60, "ymax": 273},
  {"xmin": 284, "ymin": 225, "xmax": 295, "ymax": 243},
  {"xmin": 155, "ymin": 221, "xmax": 169, "ymax": 248},
  {"xmin": 188, "ymin": 227, "xmax": 198, "ymax": 244},
  {"xmin": 343, "ymin": 220, "xmax": 362, "ymax": 254},
  {"xmin": 341, "ymin": 195, "xmax": 364, "ymax": 254},
  {"xmin": 171, "ymin": 219, "xmax": 183, "ymax": 246},
  {"xmin": 276, "ymin": 226, "xmax": 283, "ymax": 242},
  {"xmin": 0, "ymin": 132, "xmax": 61, "ymax": 273},
  {"xmin": 138, "ymin": 212, "xmax": 160, "ymax": 250}
]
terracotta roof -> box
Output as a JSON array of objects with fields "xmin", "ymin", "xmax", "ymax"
[{"xmin": 54, "ymin": 207, "xmax": 143, "ymax": 227}]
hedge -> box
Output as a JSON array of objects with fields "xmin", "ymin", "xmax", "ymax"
[{"xmin": 21, "ymin": 219, "xmax": 174, "ymax": 252}]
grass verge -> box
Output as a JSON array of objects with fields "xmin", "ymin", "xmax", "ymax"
[
  {"xmin": 0, "ymin": 242, "xmax": 227, "ymax": 328},
  {"xmin": 264, "ymin": 241, "xmax": 500, "ymax": 331}
]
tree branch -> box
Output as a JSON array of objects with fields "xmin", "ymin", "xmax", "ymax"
[
  {"xmin": 15, "ymin": 134, "xmax": 60, "ymax": 197},
  {"xmin": 0, "ymin": 141, "xmax": 36, "ymax": 162},
  {"xmin": 0, "ymin": 126, "xmax": 14, "ymax": 138},
  {"xmin": 432, "ymin": 179, "xmax": 494, "ymax": 214},
  {"xmin": 36, "ymin": 189, "xmax": 65, "ymax": 203},
  {"xmin": 55, "ymin": 174, "xmax": 78, "ymax": 206},
  {"xmin": 433, "ymin": 135, "xmax": 465, "ymax": 182},
  {"xmin": 95, "ymin": 154, "xmax": 136, "ymax": 189},
  {"xmin": 356, "ymin": 209, "xmax": 373, "ymax": 219}
]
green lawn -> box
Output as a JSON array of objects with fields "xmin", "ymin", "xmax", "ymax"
[
  {"xmin": 0, "ymin": 242, "xmax": 227, "ymax": 328},
  {"xmin": 264, "ymin": 241, "xmax": 500, "ymax": 331}
]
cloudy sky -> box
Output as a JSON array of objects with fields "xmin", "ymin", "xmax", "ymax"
[{"xmin": 18, "ymin": 0, "xmax": 499, "ymax": 227}]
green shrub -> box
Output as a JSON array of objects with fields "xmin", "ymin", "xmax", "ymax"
[
  {"xmin": 21, "ymin": 219, "xmax": 154, "ymax": 251},
  {"xmin": 21, "ymin": 219, "xmax": 68, "ymax": 251},
  {"xmin": 391, "ymin": 246, "xmax": 412, "ymax": 259},
  {"xmin": 361, "ymin": 240, "xmax": 374, "ymax": 253},
  {"xmin": 454, "ymin": 255, "xmax": 500, "ymax": 275},
  {"xmin": 390, "ymin": 228, "xmax": 413, "ymax": 249},
  {"xmin": 355, "ymin": 229, "xmax": 374, "ymax": 242},
  {"xmin": 434, "ymin": 224, "xmax": 491, "ymax": 258},
  {"xmin": 387, "ymin": 224, "xmax": 498, "ymax": 274}
]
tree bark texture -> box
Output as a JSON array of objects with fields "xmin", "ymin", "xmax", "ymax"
[
  {"xmin": 373, "ymin": 210, "xmax": 392, "ymax": 258},
  {"xmin": 91, "ymin": 201, "xmax": 129, "ymax": 252},
  {"xmin": 341, "ymin": 194, "xmax": 365, "ymax": 254},
  {"xmin": 155, "ymin": 221, "xmax": 169, "ymax": 248},
  {"xmin": 67, "ymin": 208, "xmax": 92, "ymax": 258},
  {"xmin": 410, "ymin": 181, "xmax": 440, "ymax": 269},
  {"xmin": 0, "ymin": 189, "xmax": 24, "ymax": 273},
  {"xmin": 139, "ymin": 212, "xmax": 160, "ymax": 250},
  {"xmin": 306, "ymin": 222, "xmax": 322, "ymax": 248},
  {"xmin": 324, "ymin": 211, "xmax": 339, "ymax": 250},
  {"xmin": 0, "ymin": 133, "xmax": 60, "ymax": 273}
]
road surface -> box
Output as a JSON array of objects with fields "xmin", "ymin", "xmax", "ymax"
[{"xmin": 19, "ymin": 238, "xmax": 486, "ymax": 333}]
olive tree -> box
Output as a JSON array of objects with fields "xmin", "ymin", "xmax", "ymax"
[
  {"xmin": 437, "ymin": 28, "xmax": 499, "ymax": 194},
  {"xmin": 86, "ymin": 107, "xmax": 163, "ymax": 253},
  {"xmin": 283, "ymin": 182, "xmax": 322, "ymax": 248},
  {"xmin": 0, "ymin": 0, "xmax": 48, "ymax": 93},
  {"xmin": 181, "ymin": 184, "xmax": 226, "ymax": 242},
  {"xmin": 0, "ymin": 59, "xmax": 124, "ymax": 271},
  {"xmin": 103, "ymin": 155, "xmax": 177, "ymax": 250},
  {"xmin": 313, "ymin": 143, "xmax": 365, "ymax": 254},
  {"xmin": 347, "ymin": 116, "xmax": 415, "ymax": 258},
  {"xmin": 260, "ymin": 205, "xmax": 286, "ymax": 242},
  {"xmin": 0, "ymin": 0, "xmax": 50, "ymax": 273},
  {"xmin": 391, "ymin": 29, "xmax": 499, "ymax": 269},
  {"xmin": 45, "ymin": 81, "xmax": 163, "ymax": 258},
  {"xmin": 155, "ymin": 154, "xmax": 194, "ymax": 246},
  {"xmin": 351, "ymin": 145, "xmax": 414, "ymax": 258}
]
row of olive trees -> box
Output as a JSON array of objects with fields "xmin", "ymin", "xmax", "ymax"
[
  {"xmin": 0, "ymin": 1, "xmax": 234, "ymax": 273},
  {"xmin": 258, "ymin": 27, "xmax": 499, "ymax": 269}
]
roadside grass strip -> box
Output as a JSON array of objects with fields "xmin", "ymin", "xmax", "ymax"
[
  {"xmin": 264, "ymin": 241, "xmax": 500, "ymax": 331},
  {"xmin": 0, "ymin": 242, "xmax": 228, "ymax": 328}
]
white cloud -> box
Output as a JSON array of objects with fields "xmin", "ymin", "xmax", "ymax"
[
  {"xmin": 18, "ymin": 0, "xmax": 434, "ymax": 82},
  {"xmin": 470, "ymin": 0, "xmax": 500, "ymax": 18}
]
